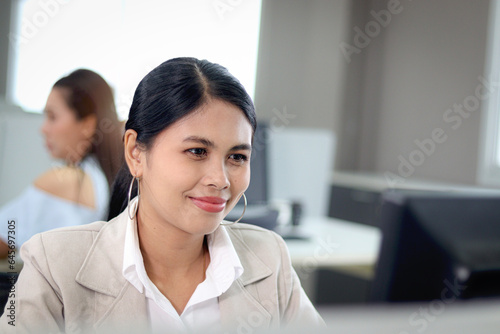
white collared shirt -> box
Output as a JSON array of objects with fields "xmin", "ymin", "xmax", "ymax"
[{"xmin": 122, "ymin": 202, "xmax": 244, "ymax": 333}]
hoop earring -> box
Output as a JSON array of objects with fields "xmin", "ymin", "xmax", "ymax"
[
  {"xmin": 128, "ymin": 176, "xmax": 140, "ymax": 220},
  {"xmin": 221, "ymin": 193, "xmax": 247, "ymax": 226}
]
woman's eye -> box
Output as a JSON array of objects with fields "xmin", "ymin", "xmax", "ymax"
[
  {"xmin": 45, "ymin": 112, "xmax": 56, "ymax": 121},
  {"xmin": 229, "ymin": 153, "xmax": 249, "ymax": 164},
  {"xmin": 187, "ymin": 148, "xmax": 207, "ymax": 157}
]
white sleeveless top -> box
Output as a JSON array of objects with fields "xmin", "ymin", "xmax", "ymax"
[{"xmin": 0, "ymin": 155, "xmax": 109, "ymax": 247}]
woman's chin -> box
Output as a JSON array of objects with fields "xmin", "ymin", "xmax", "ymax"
[
  {"xmin": 51, "ymin": 153, "xmax": 66, "ymax": 162},
  {"xmin": 46, "ymin": 150, "xmax": 59, "ymax": 160},
  {"xmin": 200, "ymin": 217, "xmax": 225, "ymax": 235}
]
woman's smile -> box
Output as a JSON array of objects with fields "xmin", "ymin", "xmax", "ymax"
[{"xmin": 189, "ymin": 196, "xmax": 228, "ymax": 213}]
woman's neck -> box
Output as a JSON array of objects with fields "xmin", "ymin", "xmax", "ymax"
[
  {"xmin": 136, "ymin": 208, "xmax": 206, "ymax": 276},
  {"xmin": 136, "ymin": 208, "xmax": 209, "ymax": 314},
  {"xmin": 65, "ymin": 154, "xmax": 87, "ymax": 167}
]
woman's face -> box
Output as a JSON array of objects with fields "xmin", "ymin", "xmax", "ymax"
[
  {"xmin": 135, "ymin": 99, "xmax": 253, "ymax": 236},
  {"xmin": 41, "ymin": 87, "xmax": 96, "ymax": 163}
]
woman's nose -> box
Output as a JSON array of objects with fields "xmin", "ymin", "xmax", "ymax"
[
  {"xmin": 205, "ymin": 159, "xmax": 230, "ymax": 190},
  {"xmin": 40, "ymin": 119, "xmax": 49, "ymax": 136}
]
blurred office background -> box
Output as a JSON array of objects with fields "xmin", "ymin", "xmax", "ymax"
[
  {"xmin": 2, "ymin": 0, "xmax": 499, "ymax": 200},
  {"xmin": 1, "ymin": 0, "xmax": 500, "ymax": 331}
]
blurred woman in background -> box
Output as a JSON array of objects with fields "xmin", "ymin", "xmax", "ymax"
[{"xmin": 0, "ymin": 69, "xmax": 123, "ymax": 257}]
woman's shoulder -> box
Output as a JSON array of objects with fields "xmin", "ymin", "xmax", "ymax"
[
  {"xmin": 23, "ymin": 212, "xmax": 125, "ymax": 262},
  {"xmin": 33, "ymin": 165, "xmax": 95, "ymax": 208},
  {"xmin": 25, "ymin": 220, "xmax": 107, "ymax": 252},
  {"xmin": 225, "ymin": 223, "xmax": 289, "ymax": 256},
  {"xmin": 19, "ymin": 220, "xmax": 109, "ymax": 276},
  {"xmin": 226, "ymin": 222, "xmax": 281, "ymax": 238},
  {"xmin": 20, "ymin": 211, "xmax": 126, "ymax": 271}
]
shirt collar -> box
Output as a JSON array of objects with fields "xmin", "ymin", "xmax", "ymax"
[{"xmin": 205, "ymin": 225, "xmax": 244, "ymax": 295}]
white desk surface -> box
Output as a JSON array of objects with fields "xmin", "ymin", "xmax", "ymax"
[{"xmin": 285, "ymin": 216, "xmax": 381, "ymax": 268}]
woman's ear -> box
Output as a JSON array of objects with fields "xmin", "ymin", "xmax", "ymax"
[
  {"xmin": 81, "ymin": 114, "xmax": 97, "ymax": 139},
  {"xmin": 124, "ymin": 129, "xmax": 144, "ymax": 177}
]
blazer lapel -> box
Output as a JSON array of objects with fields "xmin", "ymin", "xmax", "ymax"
[
  {"xmin": 93, "ymin": 283, "xmax": 149, "ymax": 333},
  {"xmin": 75, "ymin": 210, "xmax": 149, "ymax": 332},
  {"xmin": 219, "ymin": 280, "xmax": 273, "ymax": 332},
  {"xmin": 219, "ymin": 226, "xmax": 275, "ymax": 331}
]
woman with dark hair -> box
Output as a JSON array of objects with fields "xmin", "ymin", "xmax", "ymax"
[
  {"xmin": 0, "ymin": 69, "xmax": 123, "ymax": 257},
  {"xmin": 0, "ymin": 58, "xmax": 324, "ymax": 333}
]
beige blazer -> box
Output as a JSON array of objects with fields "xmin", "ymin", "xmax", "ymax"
[{"xmin": 0, "ymin": 209, "xmax": 324, "ymax": 333}]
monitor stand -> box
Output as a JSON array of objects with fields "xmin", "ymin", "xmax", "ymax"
[{"xmin": 226, "ymin": 204, "xmax": 310, "ymax": 240}]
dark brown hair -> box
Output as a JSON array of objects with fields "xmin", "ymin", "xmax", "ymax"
[{"xmin": 54, "ymin": 69, "xmax": 124, "ymax": 188}]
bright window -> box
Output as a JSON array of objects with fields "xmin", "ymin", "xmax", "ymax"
[
  {"xmin": 479, "ymin": 0, "xmax": 500, "ymax": 187},
  {"xmin": 8, "ymin": 0, "xmax": 262, "ymax": 120}
]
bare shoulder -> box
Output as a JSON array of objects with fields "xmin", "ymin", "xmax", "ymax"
[{"xmin": 33, "ymin": 166, "xmax": 95, "ymax": 208}]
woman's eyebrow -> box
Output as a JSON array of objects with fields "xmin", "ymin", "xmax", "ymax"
[
  {"xmin": 183, "ymin": 136, "xmax": 214, "ymax": 148},
  {"xmin": 230, "ymin": 144, "xmax": 252, "ymax": 151},
  {"xmin": 183, "ymin": 136, "xmax": 251, "ymax": 151}
]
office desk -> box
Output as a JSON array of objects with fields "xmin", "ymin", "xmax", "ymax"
[
  {"xmin": 283, "ymin": 216, "xmax": 381, "ymax": 304},
  {"xmin": 285, "ymin": 216, "xmax": 381, "ymax": 271}
]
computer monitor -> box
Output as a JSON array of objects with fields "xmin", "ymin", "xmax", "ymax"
[
  {"xmin": 370, "ymin": 189, "xmax": 500, "ymax": 302},
  {"xmin": 245, "ymin": 122, "xmax": 269, "ymax": 205},
  {"xmin": 226, "ymin": 122, "xmax": 281, "ymax": 230},
  {"xmin": 226, "ymin": 121, "xmax": 269, "ymax": 209}
]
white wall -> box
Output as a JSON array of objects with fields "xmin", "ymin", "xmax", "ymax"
[
  {"xmin": 365, "ymin": 0, "xmax": 490, "ymax": 185},
  {"xmin": 0, "ymin": 104, "xmax": 53, "ymax": 205},
  {"xmin": 254, "ymin": 0, "xmax": 350, "ymax": 161},
  {"xmin": 255, "ymin": 0, "xmax": 493, "ymax": 186}
]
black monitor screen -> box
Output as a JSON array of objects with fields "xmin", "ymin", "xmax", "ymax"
[{"xmin": 370, "ymin": 190, "xmax": 500, "ymax": 302}]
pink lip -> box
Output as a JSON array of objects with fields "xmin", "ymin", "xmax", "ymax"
[{"xmin": 190, "ymin": 196, "xmax": 227, "ymax": 213}]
